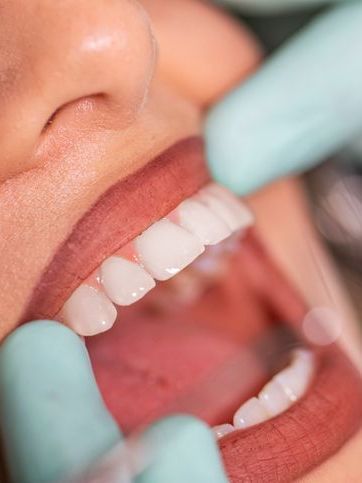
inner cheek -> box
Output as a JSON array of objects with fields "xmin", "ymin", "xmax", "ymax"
[{"xmin": 249, "ymin": 179, "xmax": 360, "ymax": 362}]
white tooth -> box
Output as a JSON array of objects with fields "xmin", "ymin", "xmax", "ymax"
[
  {"xmin": 100, "ymin": 256, "xmax": 155, "ymax": 306},
  {"xmin": 135, "ymin": 219, "xmax": 205, "ymax": 281},
  {"xmin": 258, "ymin": 379, "xmax": 292, "ymax": 417},
  {"xmin": 177, "ymin": 198, "xmax": 231, "ymax": 245},
  {"xmin": 275, "ymin": 349, "xmax": 314, "ymax": 401},
  {"xmin": 293, "ymin": 348, "xmax": 314, "ymax": 371},
  {"xmin": 198, "ymin": 184, "xmax": 254, "ymax": 232},
  {"xmin": 274, "ymin": 369, "xmax": 304, "ymax": 402},
  {"xmin": 213, "ymin": 424, "xmax": 234, "ymax": 439},
  {"xmin": 61, "ymin": 285, "xmax": 117, "ymax": 336},
  {"xmin": 233, "ymin": 397, "xmax": 269, "ymax": 429},
  {"xmin": 207, "ymin": 184, "xmax": 254, "ymax": 224},
  {"xmin": 216, "ymin": 349, "xmax": 314, "ymax": 433}
]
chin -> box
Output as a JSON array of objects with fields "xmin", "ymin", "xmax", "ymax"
[{"xmin": 22, "ymin": 137, "xmax": 362, "ymax": 482}]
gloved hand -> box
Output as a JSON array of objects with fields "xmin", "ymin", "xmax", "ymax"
[
  {"xmin": 214, "ymin": 0, "xmax": 350, "ymax": 14},
  {"xmin": 205, "ymin": 1, "xmax": 362, "ymax": 194},
  {"xmin": 0, "ymin": 321, "xmax": 228, "ymax": 483}
]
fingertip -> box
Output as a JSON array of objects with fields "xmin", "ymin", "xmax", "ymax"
[
  {"xmin": 205, "ymin": 97, "xmax": 263, "ymax": 195},
  {"xmin": 0, "ymin": 320, "xmax": 121, "ymax": 483},
  {"xmin": 137, "ymin": 415, "xmax": 228, "ymax": 483},
  {"xmin": 206, "ymin": 2, "xmax": 362, "ymax": 195}
]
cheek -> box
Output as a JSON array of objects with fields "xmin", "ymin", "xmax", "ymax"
[
  {"xmin": 142, "ymin": 0, "xmax": 262, "ymax": 106},
  {"xmin": 0, "ymin": 152, "xmax": 118, "ymax": 338}
]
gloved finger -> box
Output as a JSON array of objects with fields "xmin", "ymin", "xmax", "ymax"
[
  {"xmin": 205, "ymin": 2, "xmax": 362, "ymax": 195},
  {"xmin": 0, "ymin": 323, "xmax": 229, "ymax": 483},
  {"xmin": 0, "ymin": 320, "xmax": 121, "ymax": 483},
  {"xmin": 135, "ymin": 415, "xmax": 228, "ymax": 483},
  {"xmin": 69, "ymin": 415, "xmax": 229, "ymax": 483},
  {"xmin": 215, "ymin": 0, "xmax": 351, "ymax": 15}
]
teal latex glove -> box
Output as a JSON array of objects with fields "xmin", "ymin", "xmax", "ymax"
[
  {"xmin": 214, "ymin": 0, "xmax": 350, "ymax": 14},
  {"xmin": 0, "ymin": 321, "xmax": 228, "ymax": 483},
  {"xmin": 205, "ymin": 1, "xmax": 362, "ymax": 194}
]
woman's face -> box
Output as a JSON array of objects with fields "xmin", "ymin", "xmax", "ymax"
[{"xmin": 0, "ymin": 0, "xmax": 360, "ymax": 481}]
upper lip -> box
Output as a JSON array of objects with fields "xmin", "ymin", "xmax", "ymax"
[{"xmin": 22, "ymin": 136, "xmax": 209, "ymax": 322}]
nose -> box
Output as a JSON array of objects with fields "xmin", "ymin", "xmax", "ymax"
[{"xmin": 0, "ymin": 0, "xmax": 156, "ymax": 177}]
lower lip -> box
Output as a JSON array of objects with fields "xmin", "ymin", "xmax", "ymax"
[
  {"xmin": 86, "ymin": 233, "xmax": 362, "ymax": 481},
  {"xmin": 221, "ymin": 347, "xmax": 362, "ymax": 482}
]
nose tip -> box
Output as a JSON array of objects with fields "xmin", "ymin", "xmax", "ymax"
[
  {"xmin": 40, "ymin": 0, "xmax": 157, "ymax": 125},
  {"xmin": 65, "ymin": 1, "xmax": 156, "ymax": 115},
  {"xmin": 0, "ymin": 0, "xmax": 157, "ymax": 176}
]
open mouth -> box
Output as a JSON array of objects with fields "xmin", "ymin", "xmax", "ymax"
[{"xmin": 23, "ymin": 137, "xmax": 362, "ymax": 482}]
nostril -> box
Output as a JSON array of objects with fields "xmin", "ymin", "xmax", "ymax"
[
  {"xmin": 42, "ymin": 109, "xmax": 60, "ymax": 133},
  {"xmin": 39, "ymin": 93, "xmax": 124, "ymax": 139}
]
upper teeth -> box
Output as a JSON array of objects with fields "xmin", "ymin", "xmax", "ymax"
[
  {"xmin": 135, "ymin": 219, "xmax": 205, "ymax": 281},
  {"xmin": 100, "ymin": 257, "xmax": 156, "ymax": 305},
  {"xmin": 59, "ymin": 183, "xmax": 254, "ymax": 336}
]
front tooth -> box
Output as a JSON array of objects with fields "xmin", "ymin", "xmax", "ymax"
[
  {"xmin": 233, "ymin": 397, "xmax": 269, "ymax": 429},
  {"xmin": 177, "ymin": 199, "xmax": 231, "ymax": 245},
  {"xmin": 135, "ymin": 219, "xmax": 205, "ymax": 281},
  {"xmin": 100, "ymin": 256, "xmax": 155, "ymax": 306},
  {"xmin": 258, "ymin": 379, "xmax": 292, "ymax": 417},
  {"xmin": 198, "ymin": 184, "xmax": 254, "ymax": 232},
  {"xmin": 213, "ymin": 424, "xmax": 234, "ymax": 439},
  {"xmin": 61, "ymin": 285, "xmax": 117, "ymax": 336}
]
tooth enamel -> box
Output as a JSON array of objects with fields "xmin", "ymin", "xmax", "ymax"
[
  {"xmin": 213, "ymin": 424, "xmax": 234, "ymax": 439},
  {"xmin": 61, "ymin": 285, "xmax": 117, "ymax": 336},
  {"xmin": 233, "ymin": 397, "xmax": 269, "ymax": 429},
  {"xmin": 100, "ymin": 256, "xmax": 155, "ymax": 306},
  {"xmin": 198, "ymin": 184, "xmax": 254, "ymax": 232},
  {"xmin": 275, "ymin": 349, "xmax": 314, "ymax": 401},
  {"xmin": 207, "ymin": 184, "xmax": 254, "ymax": 226},
  {"xmin": 177, "ymin": 198, "xmax": 232, "ymax": 245},
  {"xmin": 258, "ymin": 379, "xmax": 292, "ymax": 416},
  {"xmin": 209, "ymin": 349, "xmax": 315, "ymax": 438},
  {"xmin": 135, "ymin": 219, "xmax": 205, "ymax": 281}
]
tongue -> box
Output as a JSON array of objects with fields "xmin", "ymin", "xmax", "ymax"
[{"xmin": 87, "ymin": 307, "xmax": 268, "ymax": 434}]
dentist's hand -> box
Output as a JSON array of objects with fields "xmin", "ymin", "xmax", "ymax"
[
  {"xmin": 205, "ymin": 1, "xmax": 362, "ymax": 194},
  {"xmin": 0, "ymin": 321, "xmax": 228, "ymax": 483},
  {"xmin": 215, "ymin": 0, "xmax": 351, "ymax": 14}
]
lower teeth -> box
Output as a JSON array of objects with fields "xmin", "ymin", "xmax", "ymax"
[{"xmin": 213, "ymin": 348, "xmax": 314, "ymax": 438}]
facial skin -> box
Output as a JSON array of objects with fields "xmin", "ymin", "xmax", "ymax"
[{"xmin": 0, "ymin": 0, "xmax": 360, "ymax": 480}]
